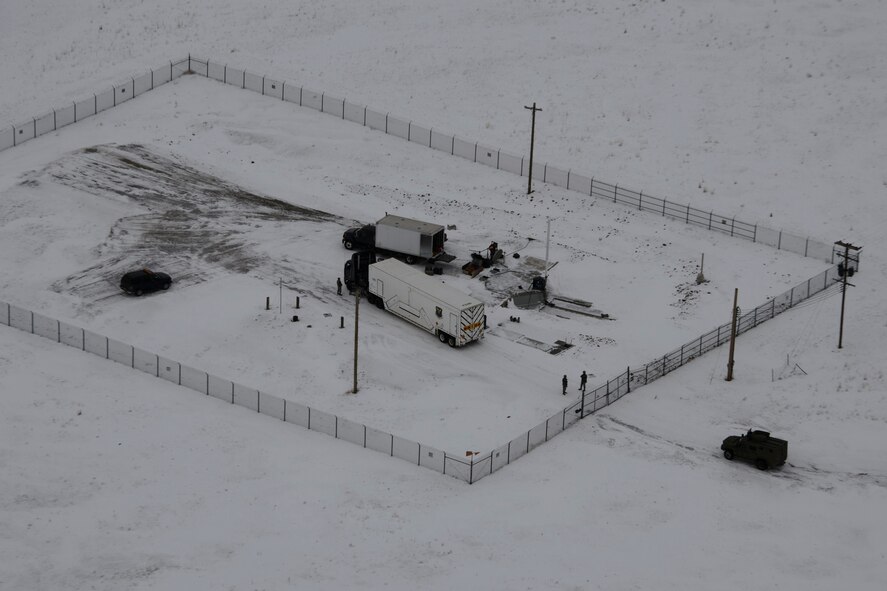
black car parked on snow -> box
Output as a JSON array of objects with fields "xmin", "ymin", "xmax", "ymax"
[{"xmin": 120, "ymin": 269, "xmax": 172, "ymax": 296}]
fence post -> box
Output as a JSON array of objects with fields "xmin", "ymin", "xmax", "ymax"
[
  {"xmin": 662, "ymin": 197, "xmax": 667, "ymax": 216},
  {"xmin": 638, "ymin": 191, "xmax": 643, "ymax": 211},
  {"xmin": 680, "ymin": 344, "xmax": 684, "ymax": 365},
  {"xmin": 686, "ymin": 203, "xmax": 690, "ymax": 223},
  {"xmin": 717, "ymin": 325, "xmax": 721, "ymax": 345},
  {"xmin": 626, "ymin": 366, "xmax": 631, "ymax": 393},
  {"xmin": 805, "ymin": 237, "xmax": 809, "ymax": 257},
  {"xmin": 753, "ymin": 224, "xmax": 757, "ymax": 243},
  {"xmin": 771, "ymin": 298, "xmax": 776, "ymax": 318},
  {"xmin": 566, "ymin": 170, "xmax": 570, "ymax": 190},
  {"xmin": 708, "ymin": 211, "xmax": 713, "ymax": 230},
  {"xmin": 606, "ymin": 380, "xmax": 610, "ymax": 405},
  {"xmin": 580, "ymin": 390, "xmax": 586, "ymax": 418},
  {"xmin": 469, "ymin": 456, "xmax": 474, "ymax": 484},
  {"xmin": 730, "ymin": 217, "xmax": 735, "ymax": 237},
  {"xmin": 777, "ymin": 230, "xmax": 782, "ymax": 250},
  {"xmin": 589, "ymin": 176, "xmax": 594, "ymax": 197},
  {"xmin": 789, "ymin": 286, "xmax": 795, "ymax": 308},
  {"xmin": 614, "ymin": 184, "xmax": 618, "ymax": 203}
]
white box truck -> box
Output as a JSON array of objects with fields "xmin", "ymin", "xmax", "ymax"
[
  {"xmin": 342, "ymin": 214, "xmax": 455, "ymax": 264},
  {"xmin": 365, "ymin": 257, "xmax": 484, "ymax": 347}
]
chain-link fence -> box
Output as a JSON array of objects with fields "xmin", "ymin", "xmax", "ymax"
[
  {"xmin": 0, "ymin": 58, "xmax": 190, "ymax": 152},
  {"xmin": 0, "ymin": 55, "xmax": 858, "ymax": 483},
  {"xmin": 0, "ymin": 54, "xmax": 836, "ymax": 264},
  {"xmin": 0, "ymin": 299, "xmax": 479, "ymax": 482},
  {"xmin": 467, "ymin": 263, "xmax": 845, "ymax": 483},
  {"xmin": 181, "ymin": 55, "xmax": 836, "ymax": 263}
]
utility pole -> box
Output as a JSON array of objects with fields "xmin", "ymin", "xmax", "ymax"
[
  {"xmin": 524, "ymin": 102, "xmax": 542, "ymax": 195},
  {"xmin": 726, "ymin": 288, "xmax": 739, "ymax": 381},
  {"xmin": 544, "ymin": 218, "xmax": 551, "ymax": 279},
  {"xmin": 834, "ymin": 240, "xmax": 861, "ymax": 349},
  {"xmin": 352, "ymin": 287, "xmax": 361, "ymax": 393}
]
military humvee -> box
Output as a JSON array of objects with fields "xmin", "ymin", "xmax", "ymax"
[{"xmin": 721, "ymin": 429, "xmax": 787, "ymax": 470}]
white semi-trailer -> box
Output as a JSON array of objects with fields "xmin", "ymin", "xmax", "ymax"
[{"xmin": 365, "ymin": 257, "xmax": 484, "ymax": 347}]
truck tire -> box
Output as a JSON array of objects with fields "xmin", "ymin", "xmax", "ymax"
[
  {"xmin": 755, "ymin": 458, "xmax": 768, "ymax": 470},
  {"xmin": 344, "ymin": 240, "xmax": 354, "ymax": 250},
  {"xmin": 404, "ymin": 255, "xmax": 416, "ymax": 265},
  {"xmin": 447, "ymin": 336, "xmax": 456, "ymax": 347},
  {"xmin": 723, "ymin": 450, "xmax": 734, "ymax": 461},
  {"xmin": 438, "ymin": 331, "xmax": 448, "ymax": 344}
]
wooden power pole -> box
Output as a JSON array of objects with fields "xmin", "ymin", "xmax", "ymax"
[
  {"xmin": 352, "ymin": 287, "xmax": 361, "ymax": 393},
  {"xmin": 834, "ymin": 240, "xmax": 861, "ymax": 349},
  {"xmin": 726, "ymin": 288, "xmax": 739, "ymax": 381},
  {"xmin": 524, "ymin": 102, "xmax": 542, "ymax": 195}
]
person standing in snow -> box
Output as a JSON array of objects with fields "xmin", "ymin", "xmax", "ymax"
[
  {"xmin": 562, "ymin": 374, "xmax": 568, "ymax": 395},
  {"xmin": 579, "ymin": 370, "xmax": 587, "ymax": 393},
  {"xmin": 337, "ymin": 277, "xmax": 343, "ymax": 296}
]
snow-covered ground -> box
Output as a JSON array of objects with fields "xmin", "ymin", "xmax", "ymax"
[{"xmin": 2, "ymin": 1, "xmax": 886, "ymax": 589}]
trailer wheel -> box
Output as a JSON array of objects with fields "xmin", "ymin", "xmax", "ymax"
[
  {"xmin": 447, "ymin": 336, "xmax": 456, "ymax": 347},
  {"xmin": 375, "ymin": 297, "xmax": 385, "ymax": 310},
  {"xmin": 438, "ymin": 331, "xmax": 448, "ymax": 344}
]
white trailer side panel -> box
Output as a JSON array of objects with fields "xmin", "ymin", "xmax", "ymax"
[
  {"xmin": 375, "ymin": 215, "xmax": 445, "ymax": 259},
  {"xmin": 368, "ymin": 258, "xmax": 483, "ymax": 346},
  {"xmin": 375, "ymin": 223, "xmax": 422, "ymax": 256}
]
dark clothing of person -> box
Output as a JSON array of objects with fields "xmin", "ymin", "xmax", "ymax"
[
  {"xmin": 579, "ymin": 371, "xmax": 588, "ymax": 393},
  {"xmin": 562, "ymin": 375, "xmax": 568, "ymax": 395},
  {"xmin": 336, "ymin": 278, "xmax": 343, "ymax": 296}
]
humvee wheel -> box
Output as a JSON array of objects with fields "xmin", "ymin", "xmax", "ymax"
[
  {"xmin": 344, "ymin": 240, "xmax": 354, "ymax": 250},
  {"xmin": 755, "ymin": 458, "xmax": 768, "ymax": 470},
  {"xmin": 723, "ymin": 450, "xmax": 734, "ymax": 461},
  {"xmin": 134, "ymin": 288, "xmax": 143, "ymax": 297},
  {"xmin": 404, "ymin": 255, "xmax": 416, "ymax": 265}
]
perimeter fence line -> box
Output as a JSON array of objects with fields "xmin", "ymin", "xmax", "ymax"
[
  {"xmin": 469, "ymin": 263, "xmax": 847, "ymax": 480},
  {"xmin": 1, "ymin": 54, "xmax": 838, "ymax": 265},
  {"xmin": 0, "ymin": 55, "xmax": 858, "ymax": 483},
  {"xmin": 0, "ymin": 260, "xmax": 848, "ymax": 484},
  {"xmin": 0, "ymin": 298, "xmax": 480, "ymax": 483}
]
